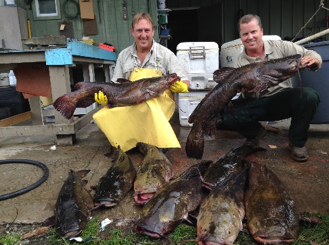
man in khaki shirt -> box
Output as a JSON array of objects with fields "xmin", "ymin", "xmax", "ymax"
[{"xmin": 219, "ymin": 14, "xmax": 322, "ymax": 162}]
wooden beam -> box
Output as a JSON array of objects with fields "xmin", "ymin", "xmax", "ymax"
[{"xmin": 0, "ymin": 111, "xmax": 31, "ymax": 127}]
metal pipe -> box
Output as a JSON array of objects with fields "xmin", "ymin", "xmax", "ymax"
[
  {"xmin": 295, "ymin": 28, "xmax": 329, "ymax": 45},
  {"xmin": 27, "ymin": 19, "xmax": 32, "ymax": 39}
]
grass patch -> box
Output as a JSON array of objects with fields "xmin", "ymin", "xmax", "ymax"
[
  {"xmin": 0, "ymin": 234, "xmax": 20, "ymax": 245},
  {"xmin": 8, "ymin": 210, "xmax": 328, "ymax": 245}
]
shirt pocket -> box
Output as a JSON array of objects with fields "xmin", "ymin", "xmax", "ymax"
[{"xmin": 122, "ymin": 63, "xmax": 135, "ymax": 79}]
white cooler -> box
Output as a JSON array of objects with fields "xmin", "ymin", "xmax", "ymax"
[
  {"xmin": 176, "ymin": 42, "xmax": 219, "ymax": 126},
  {"xmin": 177, "ymin": 42, "xmax": 219, "ymax": 90}
]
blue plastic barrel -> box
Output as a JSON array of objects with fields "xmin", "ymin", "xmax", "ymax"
[{"xmin": 294, "ymin": 41, "xmax": 329, "ymax": 124}]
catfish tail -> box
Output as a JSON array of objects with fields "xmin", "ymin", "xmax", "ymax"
[
  {"xmin": 185, "ymin": 122, "xmax": 205, "ymax": 159},
  {"xmin": 53, "ymin": 94, "xmax": 77, "ymax": 119}
]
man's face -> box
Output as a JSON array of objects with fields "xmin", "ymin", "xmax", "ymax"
[
  {"xmin": 239, "ymin": 19, "xmax": 264, "ymax": 52},
  {"xmin": 130, "ymin": 18, "xmax": 154, "ymax": 50}
]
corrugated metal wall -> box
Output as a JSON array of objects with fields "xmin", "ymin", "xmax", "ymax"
[{"xmin": 167, "ymin": 0, "xmax": 329, "ymax": 44}]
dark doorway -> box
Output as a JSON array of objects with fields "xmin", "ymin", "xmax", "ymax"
[
  {"xmin": 166, "ymin": 9, "xmax": 199, "ymax": 53},
  {"xmin": 165, "ymin": 3, "xmax": 223, "ymax": 54}
]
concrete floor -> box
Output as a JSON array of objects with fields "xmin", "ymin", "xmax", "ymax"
[{"xmin": 0, "ymin": 112, "xmax": 329, "ymax": 226}]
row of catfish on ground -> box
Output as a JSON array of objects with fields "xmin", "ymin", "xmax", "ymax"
[{"xmin": 51, "ymin": 142, "xmax": 300, "ymax": 244}]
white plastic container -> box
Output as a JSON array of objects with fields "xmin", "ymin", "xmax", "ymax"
[
  {"xmin": 220, "ymin": 35, "xmax": 281, "ymax": 68},
  {"xmin": 157, "ymin": 0, "xmax": 166, "ymax": 9},
  {"xmin": 8, "ymin": 70, "xmax": 16, "ymax": 86},
  {"xmin": 177, "ymin": 42, "xmax": 219, "ymax": 90},
  {"xmin": 178, "ymin": 91, "xmax": 209, "ymax": 127}
]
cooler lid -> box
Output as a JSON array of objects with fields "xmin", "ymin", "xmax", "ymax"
[{"xmin": 176, "ymin": 42, "xmax": 219, "ymax": 51}]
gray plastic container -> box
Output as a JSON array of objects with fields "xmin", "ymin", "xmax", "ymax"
[{"xmin": 293, "ymin": 41, "xmax": 329, "ymax": 124}]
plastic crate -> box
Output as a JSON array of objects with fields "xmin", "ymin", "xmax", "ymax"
[{"xmin": 99, "ymin": 43, "xmax": 116, "ymax": 52}]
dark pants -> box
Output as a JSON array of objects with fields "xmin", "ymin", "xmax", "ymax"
[{"xmin": 220, "ymin": 87, "xmax": 320, "ymax": 147}]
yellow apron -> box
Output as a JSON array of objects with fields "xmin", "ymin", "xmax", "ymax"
[{"xmin": 93, "ymin": 68, "xmax": 181, "ymax": 152}]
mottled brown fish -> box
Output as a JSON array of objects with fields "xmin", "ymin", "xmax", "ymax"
[
  {"xmin": 203, "ymin": 144, "xmax": 263, "ymax": 190},
  {"xmin": 134, "ymin": 164, "xmax": 204, "ymax": 238},
  {"xmin": 93, "ymin": 146, "xmax": 136, "ymax": 207},
  {"xmin": 133, "ymin": 142, "xmax": 173, "ymax": 205},
  {"xmin": 53, "ymin": 73, "xmax": 180, "ymax": 119},
  {"xmin": 186, "ymin": 55, "xmax": 305, "ymax": 159},
  {"xmin": 55, "ymin": 169, "xmax": 94, "ymax": 239},
  {"xmin": 197, "ymin": 168, "xmax": 248, "ymax": 245},
  {"xmin": 245, "ymin": 162, "xmax": 299, "ymax": 244}
]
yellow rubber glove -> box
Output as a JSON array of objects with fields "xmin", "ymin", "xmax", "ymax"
[
  {"xmin": 94, "ymin": 91, "xmax": 108, "ymax": 105},
  {"xmin": 169, "ymin": 81, "xmax": 189, "ymax": 93}
]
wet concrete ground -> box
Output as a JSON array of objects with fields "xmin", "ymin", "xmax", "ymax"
[{"xmin": 0, "ymin": 111, "xmax": 328, "ymax": 228}]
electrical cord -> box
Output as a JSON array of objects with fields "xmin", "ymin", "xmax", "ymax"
[{"xmin": 0, "ymin": 159, "xmax": 49, "ymax": 201}]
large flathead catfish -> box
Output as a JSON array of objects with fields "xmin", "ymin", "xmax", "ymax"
[
  {"xmin": 134, "ymin": 165, "xmax": 204, "ymax": 238},
  {"xmin": 202, "ymin": 144, "xmax": 262, "ymax": 190},
  {"xmin": 133, "ymin": 142, "xmax": 173, "ymax": 205},
  {"xmin": 197, "ymin": 168, "xmax": 248, "ymax": 245},
  {"xmin": 245, "ymin": 162, "xmax": 299, "ymax": 244},
  {"xmin": 53, "ymin": 73, "xmax": 180, "ymax": 119},
  {"xmin": 55, "ymin": 169, "xmax": 94, "ymax": 239},
  {"xmin": 93, "ymin": 146, "xmax": 136, "ymax": 207},
  {"xmin": 185, "ymin": 55, "xmax": 305, "ymax": 159}
]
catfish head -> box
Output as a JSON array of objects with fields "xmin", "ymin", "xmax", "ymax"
[{"xmin": 254, "ymin": 54, "xmax": 306, "ymax": 92}]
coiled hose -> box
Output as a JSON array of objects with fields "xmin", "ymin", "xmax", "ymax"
[{"xmin": 0, "ymin": 159, "xmax": 49, "ymax": 201}]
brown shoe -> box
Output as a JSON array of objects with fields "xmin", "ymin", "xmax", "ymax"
[{"xmin": 289, "ymin": 143, "xmax": 309, "ymax": 162}]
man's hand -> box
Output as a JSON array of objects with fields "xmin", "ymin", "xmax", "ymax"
[
  {"xmin": 95, "ymin": 91, "xmax": 108, "ymax": 105},
  {"xmin": 301, "ymin": 56, "xmax": 320, "ymax": 68},
  {"xmin": 169, "ymin": 81, "xmax": 189, "ymax": 93}
]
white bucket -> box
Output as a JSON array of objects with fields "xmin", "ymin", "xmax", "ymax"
[{"xmin": 157, "ymin": 0, "xmax": 166, "ymax": 9}]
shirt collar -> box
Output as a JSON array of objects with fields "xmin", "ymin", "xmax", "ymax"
[
  {"xmin": 241, "ymin": 40, "xmax": 273, "ymax": 62},
  {"xmin": 131, "ymin": 40, "xmax": 155, "ymax": 56}
]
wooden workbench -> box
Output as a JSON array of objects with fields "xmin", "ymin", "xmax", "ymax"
[{"xmin": 0, "ymin": 39, "xmax": 116, "ymax": 145}]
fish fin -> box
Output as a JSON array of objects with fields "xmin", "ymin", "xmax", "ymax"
[
  {"xmin": 253, "ymin": 77, "xmax": 272, "ymax": 92},
  {"xmin": 75, "ymin": 169, "xmax": 90, "ymax": 179},
  {"xmin": 104, "ymin": 146, "xmax": 116, "ymax": 158},
  {"xmin": 204, "ymin": 118, "xmax": 216, "ymax": 137},
  {"xmin": 53, "ymin": 94, "xmax": 77, "ymax": 119},
  {"xmin": 74, "ymin": 81, "xmax": 86, "ymax": 90},
  {"xmin": 213, "ymin": 67, "xmax": 235, "ymax": 84},
  {"xmin": 226, "ymin": 101, "xmax": 235, "ymax": 115},
  {"xmin": 117, "ymin": 78, "xmax": 131, "ymax": 84},
  {"xmin": 136, "ymin": 90, "xmax": 156, "ymax": 104},
  {"xmin": 42, "ymin": 216, "xmax": 56, "ymax": 227},
  {"xmin": 185, "ymin": 122, "xmax": 205, "ymax": 159}
]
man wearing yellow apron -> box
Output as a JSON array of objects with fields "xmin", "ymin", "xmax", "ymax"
[{"xmin": 93, "ymin": 12, "xmax": 190, "ymax": 152}]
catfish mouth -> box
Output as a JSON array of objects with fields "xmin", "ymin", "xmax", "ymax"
[
  {"xmin": 133, "ymin": 192, "xmax": 156, "ymax": 205},
  {"xmin": 254, "ymin": 236, "xmax": 296, "ymax": 244},
  {"xmin": 94, "ymin": 198, "xmax": 118, "ymax": 208},
  {"xmin": 196, "ymin": 236, "xmax": 224, "ymax": 245},
  {"xmin": 134, "ymin": 225, "xmax": 162, "ymax": 238},
  {"xmin": 64, "ymin": 230, "xmax": 82, "ymax": 239}
]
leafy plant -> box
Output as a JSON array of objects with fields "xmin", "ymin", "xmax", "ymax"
[{"xmin": 0, "ymin": 234, "xmax": 20, "ymax": 245}]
